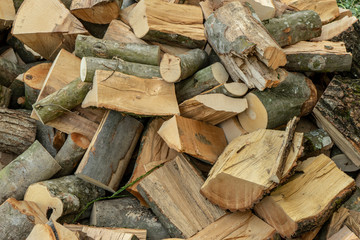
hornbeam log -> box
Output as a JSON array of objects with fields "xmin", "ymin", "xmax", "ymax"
[
  {"xmin": 313, "ymin": 76, "xmax": 360, "ymax": 166},
  {"xmin": 283, "ymin": 41, "xmax": 352, "ymax": 72},
  {"xmin": 70, "ymin": 0, "xmax": 122, "ymax": 24},
  {"xmin": 0, "ymin": 0, "xmax": 15, "ymax": 31},
  {"xmin": 158, "ymin": 115, "xmax": 227, "ymax": 164},
  {"xmin": 35, "ymin": 121, "xmax": 57, "ymax": 157},
  {"xmin": 82, "ymin": 70, "xmax": 180, "ymax": 117},
  {"xmin": 80, "ymin": 57, "xmax": 161, "ymax": 82},
  {"xmin": 24, "ymin": 175, "xmax": 105, "ymax": 221},
  {"xmin": 75, "ymin": 35, "xmax": 160, "ymax": 66},
  {"xmin": 0, "ymin": 85, "xmax": 11, "ymax": 108},
  {"xmin": 137, "ymin": 155, "xmax": 226, "ymax": 238},
  {"xmin": 175, "ymin": 62, "xmax": 229, "ymax": 103},
  {"xmin": 127, "ymin": 118, "xmax": 177, "ymax": 205},
  {"xmin": 263, "ymin": 10, "xmax": 322, "ymax": 47},
  {"xmin": 0, "ymin": 198, "xmax": 47, "ymax": 240},
  {"xmin": 206, "ymin": 82, "xmax": 248, "ymax": 98},
  {"xmin": 12, "ymin": 0, "xmax": 88, "ymax": 60},
  {"xmin": 254, "ymin": 154, "xmax": 355, "ymax": 238},
  {"xmin": 0, "ymin": 57, "xmax": 28, "ymax": 87},
  {"xmin": 0, "ymin": 141, "xmax": 61, "ymax": 203},
  {"xmin": 237, "ymin": 72, "xmax": 317, "ymax": 132},
  {"xmin": 128, "ymin": 0, "xmax": 206, "ymax": 49},
  {"xmin": 90, "ymin": 197, "xmax": 170, "ymax": 239},
  {"xmin": 104, "ymin": 20, "xmax": 147, "ymax": 45},
  {"xmin": 160, "ymin": 49, "xmax": 208, "ymax": 83},
  {"xmin": 76, "ymin": 111, "xmax": 143, "ymax": 192},
  {"xmin": 33, "ymin": 77, "xmax": 92, "ymax": 124},
  {"xmin": 179, "ymin": 94, "xmax": 248, "ymax": 125},
  {"xmin": 312, "ymin": 16, "xmax": 358, "ymax": 41}
]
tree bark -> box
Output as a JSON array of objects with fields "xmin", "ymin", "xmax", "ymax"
[
  {"xmin": 0, "ymin": 85, "xmax": 11, "ymax": 108},
  {"xmin": 0, "ymin": 57, "xmax": 28, "ymax": 87},
  {"xmin": 35, "ymin": 120, "xmax": 58, "ymax": 157},
  {"xmin": 6, "ymin": 34, "xmax": 40, "ymax": 63},
  {"xmin": 206, "ymin": 82, "xmax": 248, "ymax": 97}
]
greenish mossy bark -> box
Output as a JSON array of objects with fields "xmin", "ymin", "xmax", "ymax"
[
  {"xmin": 178, "ymin": 49, "xmax": 208, "ymax": 80},
  {"xmin": 24, "ymin": 81, "xmax": 40, "ymax": 108},
  {"xmin": 9, "ymin": 78, "xmax": 25, "ymax": 109},
  {"xmin": 0, "ymin": 85, "xmax": 11, "ymax": 108},
  {"xmin": 302, "ymin": 128, "xmax": 333, "ymax": 157},
  {"xmin": 0, "ymin": 58, "xmax": 28, "ymax": 87}
]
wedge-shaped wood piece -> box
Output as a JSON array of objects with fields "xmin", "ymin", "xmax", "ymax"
[
  {"xmin": 254, "ymin": 154, "xmax": 355, "ymax": 238},
  {"xmin": 82, "ymin": 70, "xmax": 180, "ymax": 116},
  {"xmin": 313, "ymin": 76, "xmax": 360, "ymax": 166},
  {"xmin": 201, "ymin": 127, "xmax": 303, "ymax": 211},
  {"xmin": 312, "ymin": 16, "xmax": 358, "ymax": 41},
  {"xmin": 158, "ymin": 116, "xmax": 227, "ymax": 164},
  {"xmin": 27, "ymin": 220, "xmax": 79, "ymax": 240},
  {"xmin": 0, "ymin": 0, "xmax": 15, "ymax": 31},
  {"xmin": 104, "ymin": 20, "xmax": 147, "ymax": 44},
  {"xmin": 179, "ymin": 94, "xmax": 248, "ymax": 125},
  {"xmin": 12, "ymin": 0, "xmax": 88, "ymax": 60},
  {"xmin": 284, "ymin": 41, "xmax": 352, "ymax": 72},
  {"xmin": 128, "ymin": 0, "xmax": 206, "ymax": 48},
  {"xmin": 189, "ymin": 211, "xmax": 275, "ymax": 240},
  {"xmin": 328, "ymin": 226, "xmax": 359, "ymax": 240},
  {"xmin": 137, "ymin": 155, "xmax": 226, "ymax": 238}
]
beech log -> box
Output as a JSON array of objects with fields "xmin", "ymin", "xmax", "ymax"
[
  {"xmin": 103, "ymin": 19, "xmax": 147, "ymax": 45},
  {"xmin": 0, "ymin": 57, "xmax": 28, "ymax": 87},
  {"xmin": 0, "ymin": 0, "xmax": 15, "ymax": 31},
  {"xmin": 0, "ymin": 85, "xmax": 11, "ymax": 108}
]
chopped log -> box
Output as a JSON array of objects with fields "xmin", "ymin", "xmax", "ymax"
[
  {"xmin": 27, "ymin": 219, "xmax": 79, "ymax": 240},
  {"xmin": 75, "ymin": 35, "xmax": 160, "ymax": 66},
  {"xmin": 0, "ymin": 0, "xmax": 15, "ymax": 31},
  {"xmin": 0, "ymin": 140, "xmax": 61, "ymax": 203},
  {"xmin": 127, "ymin": 118, "xmax": 177, "ymax": 205},
  {"xmin": 327, "ymin": 207, "xmax": 350, "ymax": 239},
  {"xmin": 160, "ymin": 49, "xmax": 208, "ymax": 83},
  {"xmin": 151, "ymin": 42, "xmax": 190, "ymax": 56},
  {"xmin": 7, "ymin": 34, "xmax": 41, "ymax": 64},
  {"xmin": 254, "ymin": 154, "xmax": 355, "ymax": 238},
  {"xmin": 263, "ymin": 10, "xmax": 322, "ymax": 47},
  {"xmin": 70, "ymin": 0, "xmax": 122, "ymax": 24},
  {"xmin": 137, "ymin": 155, "xmax": 226, "ymax": 238},
  {"xmin": 104, "ymin": 20, "xmax": 146, "ymax": 45},
  {"xmin": 179, "ymin": 94, "xmax": 248, "ymax": 125},
  {"xmin": 313, "ymin": 76, "xmax": 360, "ymax": 166},
  {"xmin": 206, "ymin": 82, "xmax": 248, "ymax": 98},
  {"xmin": 283, "ymin": 41, "xmax": 352, "ymax": 72},
  {"xmin": 238, "ymin": 72, "xmax": 317, "ymax": 132},
  {"xmin": 119, "ymin": 3, "xmax": 136, "ymax": 25},
  {"xmin": 175, "ymin": 62, "xmax": 229, "ymax": 103},
  {"xmin": 76, "ymin": 111, "xmax": 143, "ymax": 192},
  {"xmin": 90, "ymin": 197, "xmax": 170, "ymax": 239},
  {"xmin": 0, "ymin": 198, "xmax": 47, "ymax": 240},
  {"xmin": 217, "ymin": 117, "xmax": 247, "ymax": 143},
  {"xmin": 312, "ymin": 16, "xmax": 358, "ymax": 41},
  {"xmin": 77, "ymin": 230, "xmax": 139, "ymax": 240},
  {"xmin": 0, "ymin": 85, "xmax": 11, "ymax": 108},
  {"xmin": 158, "ymin": 115, "xmax": 227, "ymax": 164},
  {"xmin": 82, "ymin": 70, "xmax": 180, "ymax": 117},
  {"xmin": 128, "ymin": 0, "xmax": 206, "ymax": 49},
  {"xmin": 0, "ymin": 152, "xmax": 16, "ymax": 170},
  {"xmin": 80, "ymin": 57, "xmax": 161, "ymax": 82},
  {"xmin": 337, "ymin": 7, "xmax": 353, "ymax": 20},
  {"xmin": 0, "ymin": 57, "xmax": 28, "ymax": 87},
  {"xmin": 280, "ymin": 0, "xmax": 339, "ymax": 23},
  {"xmin": 189, "ymin": 211, "xmax": 276, "ymax": 240},
  {"xmin": 24, "ymin": 175, "xmax": 105, "ymax": 221},
  {"xmin": 328, "ymin": 226, "xmax": 359, "ymax": 240},
  {"xmin": 53, "ymin": 130, "xmax": 67, "ymax": 151},
  {"xmin": 302, "ymin": 128, "xmax": 333, "ymax": 158},
  {"xmin": 12, "ymin": 0, "xmax": 88, "ymax": 60},
  {"xmin": 201, "ymin": 127, "xmax": 303, "ymax": 211},
  {"xmin": 35, "ymin": 121, "xmax": 57, "ymax": 157}
]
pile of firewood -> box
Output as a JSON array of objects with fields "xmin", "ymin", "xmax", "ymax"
[{"xmin": 0, "ymin": 0, "xmax": 360, "ymax": 239}]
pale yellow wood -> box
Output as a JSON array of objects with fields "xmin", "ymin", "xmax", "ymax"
[
  {"xmin": 179, "ymin": 94, "xmax": 248, "ymax": 125},
  {"xmin": 82, "ymin": 70, "xmax": 180, "ymax": 116},
  {"xmin": 26, "ymin": 224, "xmax": 56, "ymax": 240},
  {"xmin": 53, "ymin": 221, "xmax": 79, "ymax": 240},
  {"xmin": 158, "ymin": 115, "xmax": 227, "ymax": 164},
  {"xmin": 254, "ymin": 154, "xmax": 355, "ymax": 238},
  {"xmin": 81, "ymin": 227, "xmax": 137, "ymax": 240},
  {"xmin": 0, "ymin": 0, "xmax": 15, "ymax": 31},
  {"xmin": 312, "ymin": 16, "xmax": 358, "ymax": 41},
  {"xmin": 329, "ymin": 226, "xmax": 359, "ymax": 240},
  {"xmin": 337, "ymin": 7, "xmax": 353, "ymax": 20},
  {"xmin": 103, "ymin": 20, "xmax": 147, "ymax": 45},
  {"xmin": 217, "ymin": 117, "xmax": 247, "ymax": 143},
  {"xmin": 119, "ymin": 3, "xmax": 137, "ymax": 25},
  {"xmin": 284, "ymin": 41, "xmax": 349, "ymax": 55},
  {"xmin": 327, "ymin": 207, "xmax": 350, "ymax": 239}
]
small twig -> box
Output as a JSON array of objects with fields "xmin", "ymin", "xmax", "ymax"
[
  {"xmin": 35, "ymin": 103, "xmax": 73, "ymax": 113},
  {"xmin": 101, "ymin": 57, "xmax": 120, "ymax": 82}
]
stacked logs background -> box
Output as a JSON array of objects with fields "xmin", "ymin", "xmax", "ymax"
[{"xmin": 0, "ymin": 0, "xmax": 360, "ymax": 239}]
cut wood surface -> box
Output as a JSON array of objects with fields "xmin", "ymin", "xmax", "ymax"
[
  {"xmin": 104, "ymin": 20, "xmax": 147, "ymax": 45},
  {"xmin": 137, "ymin": 155, "xmax": 226, "ymax": 238},
  {"xmin": 217, "ymin": 117, "xmax": 247, "ymax": 143},
  {"xmin": 0, "ymin": 0, "xmax": 15, "ymax": 31},
  {"xmin": 206, "ymin": 82, "xmax": 248, "ymax": 98},
  {"xmin": 201, "ymin": 128, "xmax": 303, "ymax": 211},
  {"xmin": 158, "ymin": 115, "xmax": 227, "ymax": 164},
  {"xmin": 254, "ymin": 154, "xmax": 355, "ymax": 238},
  {"xmin": 283, "ymin": 41, "xmax": 352, "ymax": 72},
  {"xmin": 179, "ymin": 94, "xmax": 248, "ymax": 125},
  {"xmin": 82, "ymin": 70, "xmax": 180, "ymax": 116},
  {"xmin": 128, "ymin": 0, "xmax": 206, "ymax": 48},
  {"xmin": 328, "ymin": 226, "xmax": 359, "ymax": 240},
  {"xmin": 12, "ymin": 0, "xmax": 88, "ymax": 60},
  {"xmin": 27, "ymin": 220, "xmax": 79, "ymax": 240},
  {"xmin": 312, "ymin": 16, "xmax": 358, "ymax": 41}
]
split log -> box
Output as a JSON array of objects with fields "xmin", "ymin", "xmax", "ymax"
[
  {"xmin": 0, "ymin": 198, "xmax": 47, "ymax": 240},
  {"xmin": 0, "ymin": 85, "xmax": 11, "ymax": 108},
  {"xmin": 24, "ymin": 175, "xmax": 105, "ymax": 221},
  {"xmin": 201, "ymin": 124, "xmax": 303, "ymax": 211},
  {"xmin": 90, "ymin": 197, "xmax": 170, "ymax": 239},
  {"xmin": 313, "ymin": 76, "xmax": 360, "ymax": 166},
  {"xmin": 6, "ymin": 34, "xmax": 40, "ymax": 64},
  {"xmin": 82, "ymin": 70, "xmax": 180, "ymax": 117},
  {"xmin": 128, "ymin": 0, "xmax": 206, "ymax": 48},
  {"xmin": 329, "ymin": 226, "xmax": 359, "ymax": 240},
  {"xmin": 179, "ymin": 94, "xmax": 248, "ymax": 125},
  {"xmin": 75, "ymin": 35, "xmax": 160, "ymax": 66},
  {"xmin": 137, "ymin": 155, "xmax": 226, "ymax": 238},
  {"xmin": 0, "ymin": 0, "xmax": 15, "ymax": 31},
  {"xmin": 158, "ymin": 115, "xmax": 227, "ymax": 164},
  {"xmin": 280, "ymin": 0, "xmax": 339, "ymax": 23},
  {"xmin": 127, "ymin": 118, "xmax": 177, "ymax": 205},
  {"xmin": 337, "ymin": 7, "xmax": 353, "ymax": 20},
  {"xmin": 119, "ymin": 3, "xmax": 137, "ymax": 25},
  {"xmin": 54, "ymin": 133, "xmax": 90, "ymax": 177},
  {"xmin": 302, "ymin": 128, "xmax": 333, "ymax": 158},
  {"xmin": 53, "ymin": 130, "xmax": 66, "ymax": 152},
  {"xmin": 189, "ymin": 211, "xmax": 276, "ymax": 240},
  {"xmin": 238, "ymin": 72, "xmax": 317, "ymax": 132},
  {"xmin": 206, "ymin": 82, "xmax": 248, "ymax": 98},
  {"xmin": 217, "ymin": 117, "xmax": 247, "ymax": 143},
  {"xmin": 104, "ymin": 20, "xmax": 146, "ymax": 45},
  {"xmin": 160, "ymin": 49, "xmax": 208, "ymax": 83},
  {"xmin": 0, "ymin": 57, "xmax": 28, "ymax": 87},
  {"xmin": 12, "ymin": 0, "xmax": 88, "ymax": 60},
  {"xmin": 175, "ymin": 62, "xmax": 229, "ymax": 103},
  {"xmin": 27, "ymin": 219, "xmax": 78, "ymax": 240},
  {"xmin": 70, "ymin": 0, "xmax": 122, "ymax": 24},
  {"xmin": 263, "ymin": 10, "xmax": 322, "ymax": 47},
  {"xmin": 283, "ymin": 41, "xmax": 352, "ymax": 72},
  {"xmin": 312, "ymin": 16, "xmax": 358, "ymax": 41},
  {"xmin": 151, "ymin": 42, "xmax": 190, "ymax": 56},
  {"xmin": 80, "ymin": 57, "xmax": 161, "ymax": 82},
  {"xmin": 76, "ymin": 111, "xmax": 143, "ymax": 192},
  {"xmin": 0, "ymin": 140, "xmax": 61, "ymax": 203},
  {"xmin": 254, "ymin": 154, "xmax": 355, "ymax": 238}
]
